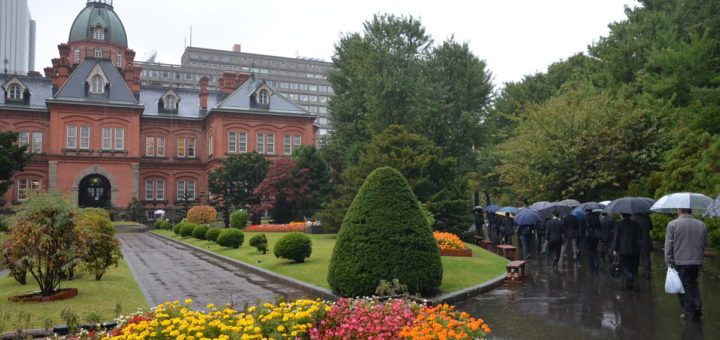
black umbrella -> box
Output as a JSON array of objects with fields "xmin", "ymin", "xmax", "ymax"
[
  {"xmin": 472, "ymin": 206, "xmax": 483, "ymax": 212},
  {"xmin": 529, "ymin": 201, "xmax": 552, "ymax": 211},
  {"xmin": 533, "ymin": 202, "xmax": 572, "ymax": 219},
  {"xmin": 603, "ymin": 197, "xmax": 655, "ymax": 215},
  {"xmin": 558, "ymin": 199, "xmax": 581, "ymax": 208},
  {"xmin": 514, "ymin": 209, "xmax": 542, "ymax": 225}
]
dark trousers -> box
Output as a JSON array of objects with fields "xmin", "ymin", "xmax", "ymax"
[
  {"xmin": 584, "ymin": 237, "xmax": 599, "ymax": 271},
  {"xmin": 548, "ymin": 241, "xmax": 562, "ymax": 265},
  {"xmin": 536, "ymin": 233, "xmax": 546, "ymax": 255},
  {"xmin": 640, "ymin": 250, "xmax": 651, "ymax": 277},
  {"xmin": 520, "ymin": 235, "xmax": 532, "ymax": 258},
  {"xmin": 619, "ymin": 254, "xmax": 639, "ymax": 288},
  {"xmin": 676, "ymin": 265, "xmax": 702, "ymax": 318}
]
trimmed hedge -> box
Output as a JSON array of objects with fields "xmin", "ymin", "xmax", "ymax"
[
  {"xmin": 154, "ymin": 220, "xmax": 172, "ymax": 230},
  {"xmin": 187, "ymin": 206, "xmax": 218, "ymax": 225},
  {"xmin": 217, "ymin": 229, "xmax": 244, "ymax": 248},
  {"xmin": 328, "ymin": 166, "xmax": 443, "ymax": 297},
  {"xmin": 273, "ymin": 233, "xmax": 311, "ymax": 262},
  {"xmin": 230, "ymin": 210, "xmax": 249, "ymax": 229},
  {"xmin": 172, "ymin": 223, "xmax": 182, "ymax": 235},
  {"xmin": 205, "ymin": 228, "xmax": 223, "ymax": 242},
  {"xmin": 249, "ymin": 233, "xmax": 269, "ymax": 254},
  {"xmin": 192, "ymin": 225, "xmax": 210, "ymax": 240},
  {"xmin": 179, "ymin": 223, "xmax": 199, "ymax": 237}
]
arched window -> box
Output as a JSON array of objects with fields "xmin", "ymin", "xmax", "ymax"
[
  {"xmin": 165, "ymin": 95, "xmax": 176, "ymax": 110},
  {"xmin": 93, "ymin": 27, "xmax": 105, "ymax": 40},
  {"xmin": 8, "ymin": 84, "xmax": 22, "ymax": 100},
  {"xmin": 90, "ymin": 75, "xmax": 104, "ymax": 94},
  {"xmin": 258, "ymin": 90, "xmax": 269, "ymax": 104}
]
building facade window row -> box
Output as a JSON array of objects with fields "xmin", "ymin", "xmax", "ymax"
[
  {"xmin": 18, "ymin": 131, "xmax": 42, "ymax": 153},
  {"xmin": 66, "ymin": 126, "xmax": 124, "ymax": 150},
  {"xmin": 144, "ymin": 179, "xmax": 197, "ymax": 201},
  {"xmin": 17, "ymin": 178, "xmax": 42, "ymax": 201}
]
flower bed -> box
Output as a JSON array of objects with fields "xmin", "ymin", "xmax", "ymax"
[
  {"xmin": 246, "ymin": 223, "xmax": 305, "ymax": 232},
  {"xmin": 433, "ymin": 231, "xmax": 465, "ymax": 250},
  {"xmin": 439, "ymin": 247, "xmax": 473, "ymax": 257},
  {"xmin": 80, "ymin": 297, "xmax": 491, "ymax": 340},
  {"xmin": 9, "ymin": 288, "xmax": 78, "ymax": 303}
]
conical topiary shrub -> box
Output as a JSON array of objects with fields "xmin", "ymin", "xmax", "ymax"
[{"xmin": 328, "ymin": 166, "xmax": 443, "ymax": 297}]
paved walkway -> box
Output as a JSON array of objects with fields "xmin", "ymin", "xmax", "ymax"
[{"xmin": 117, "ymin": 232, "xmax": 311, "ymax": 310}]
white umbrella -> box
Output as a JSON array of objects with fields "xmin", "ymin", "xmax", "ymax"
[
  {"xmin": 650, "ymin": 192, "xmax": 714, "ymax": 214},
  {"xmin": 599, "ymin": 200, "xmax": 612, "ymax": 207},
  {"xmin": 154, "ymin": 209, "xmax": 166, "ymax": 215}
]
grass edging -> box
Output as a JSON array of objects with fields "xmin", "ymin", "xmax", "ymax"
[
  {"xmin": 148, "ymin": 231, "xmax": 338, "ymax": 301},
  {"xmin": 430, "ymin": 273, "xmax": 507, "ymax": 304}
]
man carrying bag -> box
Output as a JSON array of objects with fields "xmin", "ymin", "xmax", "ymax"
[{"xmin": 665, "ymin": 208, "xmax": 707, "ymax": 321}]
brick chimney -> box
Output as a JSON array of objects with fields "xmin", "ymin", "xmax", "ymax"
[
  {"xmin": 199, "ymin": 76, "xmax": 209, "ymax": 110},
  {"xmin": 45, "ymin": 43, "xmax": 72, "ymax": 89},
  {"xmin": 232, "ymin": 44, "xmax": 241, "ymax": 52},
  {"xmin": 218, "ymin": 71, "xmax": 251, "ymax": 95}
]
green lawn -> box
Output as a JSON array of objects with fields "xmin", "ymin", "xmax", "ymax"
[
  {"xmin": 112, "ymin": 221, "xmax": 143, "ymax": 226},
  {"xmin": 0, "ymin": 259, "xmax": 148, "ymax": 331},
  {"xmin": 153, "ymin": 230, "xmax": 508, "ymax": 294}
]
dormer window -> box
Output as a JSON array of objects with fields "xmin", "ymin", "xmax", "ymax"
[
  {"xmin": 8, "ymin": 84, "xmax": 22, "ymax": 100},
  {"xmin": 165, "ymin": 95, "xmax": 177, "ymax": 110},
  {"xmin": 90, "ymin": 75, "xmax": 104, "ymax": 94},
  {"xmin": 258, "ymin": 89, "xmax": 269, "ymax": 105},
  {"xmin": 159, "ymin": 90, "xmax": 180, "ymax": 113},
  {"xmin": 93, "ymin": 26, "xmax": 105, "ymax": 40},
  {"xmin": 94, "ymin": 48, "xmax": 103, "ymax": 58}
]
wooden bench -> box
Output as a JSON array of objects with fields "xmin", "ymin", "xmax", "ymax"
[
  {"xmin": 496, "ymin": 244, "xmax": 517, "ymax": 260},
  {"xmin": 480, "ymin": 239, "xmax": 494, "ymax": 251},
  {"xmin": 473, "ymin": 235, "xmax": 484, "ymax": 245},
  {"xmin": 504, "ymin": 260, "xmax": 527, "ymax": 284}
]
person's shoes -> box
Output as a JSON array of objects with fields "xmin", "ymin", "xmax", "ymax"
[{"xmin": 695, "ymin": 309, "xmax": 703, "ymax": 318}]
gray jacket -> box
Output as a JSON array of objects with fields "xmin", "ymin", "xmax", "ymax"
[{"xmin": 665, "ymin": 215, "xmax": 707, "ymax": 266}]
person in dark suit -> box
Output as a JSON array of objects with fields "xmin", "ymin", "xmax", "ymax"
[
  {"xmin": 474, "ymin": 208, "xmax": 485, "ymax": 238},
  {"xmin": 536, "ymin": 218, "xmax": 548, "ymax": 256},
  {"xmin": 545, "ymin": 211, "xmax": 565, "ymax": 268},
  {"xmin": 487, "ymin": 212, "xmax": 498, "ymax": 246},
  {"xmin": 631, "ymin": 213, "xmax": 653, "ymax": 279},
  {"xmin": 584, "ymin": 210, "xmax": 602, "ymax": 272},
  {"xmin": 560, "ymin": 213, "xmax": 579, "ymax": 264},
  {"xmin": 501, "ymin": 213, "xmax": 515, "ymax": 245},
  {"xmin": 614, "ymin": 213, "xmax": 642, "ymax": 289},
  {"xmin": 599, "ymin": 212, "xmax": 615, "ymax": 262}
]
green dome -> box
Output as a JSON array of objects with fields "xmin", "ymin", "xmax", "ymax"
[{"xmin": 68, "ymin": 1, "xmax": 127, "ymax": 48}]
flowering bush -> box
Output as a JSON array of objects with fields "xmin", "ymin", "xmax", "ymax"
[
  {"xmin": 400, "ymin": 303, "xmax": 491, "ymax": 339},
  {"xmin": 106, "ymin": 298, "xmax": 330, "ymax": 339},
  {"xmin": 186, "ymin": 205, "xmax": 218, "ymax": 224},
  {"xmin": 247, "ymin": 224, "xmax": 305, "ymax": 232},
  {"xmin": 310, "ymin": 298, "xmax": 420, "ymax": 339},
  {"xmin": 433, "ymin": 231, "xmax": 465, "ymax": 250}
]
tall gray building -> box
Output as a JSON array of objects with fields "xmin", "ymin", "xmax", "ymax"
[
  {"xmin": 0, "ymin": 0, "xmax": 36, "ymax": 75},
  {"xmin": 137, "ymin": 45, "xmax": 335, "ymax": 139}
]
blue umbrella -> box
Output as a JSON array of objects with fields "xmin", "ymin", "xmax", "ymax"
[
  {"xmin": 514, "ymin": 209, "xmax": 542, "ymax": 225},
  {"xmin": 497, "ymin": 206, "xmax": 519, "ymax": 214},
  {"xmin": 571, "ymin": 207, "xmax": 585, "ymax": 217},
  {"xmin": 485, "ymin": 204, "xmax": 501, "ymax": 213}
]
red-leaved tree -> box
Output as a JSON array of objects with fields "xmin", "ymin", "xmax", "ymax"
[{"xmin": 253, "ymin": 158, "xmax": 311, "ymax": 223}]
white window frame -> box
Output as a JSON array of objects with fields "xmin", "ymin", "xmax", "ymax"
[
  {"xmin": 258, "ymin": 90, "xmax": 269, "ymax": 104},
  {"xmin": 102, "ymin": 127, "xmax": 112, "ymax": 150},
  {"xmin": 267, "ymin": 133, "xmax": 275, "ymax": 154},
  {"xmin": 79, "ymin": 126, "xmax": 90, "ymax": 149},
  {"xmin": 165, "ymin": 96, "xmax": 177, "ymax": 110},
  {"xmin": 145, "ymin": 136, "xmax": 155, "ymax": 156},
  {"xmin": 17, "ymin": 178, "xmax": 41, "ymax": 201},
  {"xmin": 239, "ymin": 132, "xmax": 247, "ymax": 153},
  {"xmin": 19, "ymin": 132, "xmax": 29, "ymax": 151},
  {"xmin": 257, "ymin": 133, "xmax": 265, "ymax": 154},
  {"xmin": 30, "ymin": 132, "xmax": 42, "ymax": 153},
  {"xmin": 177, "ymin": 138, "xmax": 186, "ymax": 157},
  {"xmin": 93, "ymin": 27, "xmax": 104, "ymax": 40},
  {"xmin": 67, "ymin": 125, "xmax": 77, "ymax": 149},
  {"xmin": 208, "ymin": 135, "xmax": 214, "ymax": 156},
  {"xmin": 90, "ymin": 75, "xmax": 103, "ymax": 94},
  {"xmin": 74, "ymin": 48, "xmax": 80, "ymax": 64},
  {"xmin": 284, "ymin": 135, "xmax": 291, "ymax": 155},
  {"xmin": 114, "ymin": 128, "xmax": 124, "ymax": 150},
  {"xmin": 94, "ymin": 48, "xmax": 103, "ymax": 58},
  {"xmin": 187, "ymin": 138, "xmax": 196, "ymax": 157},
  {"xmin": 157, "ymin": 137, "xmax": 165, "ymax": 156},
  {"xmin": 8, "ymin": 84, "xmax": 22, "ymax": 100},
  {"xmin": 156, "ymin": 180, "xmax": 165, "ymax": 200},
  {"xmin": 228, "ymin": 132, "xmax": 237, "ymax": 153},
  {"xmin": 294, "ymin": 135, "xmax": 302, "ymax": 151},
  {"xmin": 116, "ymin": 53, "xmax": 122, "ymax": 67},
  {"xmin": 177, "ymin": 180, "xmax": 196, "ymax": 201},
  {"xmin": 145, "ymin": 180, "xmax": 154, "ymax": 200}
]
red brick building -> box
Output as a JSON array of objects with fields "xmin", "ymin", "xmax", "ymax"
[{"xmin": 0, "ymin": 0, "xmax": 317, "ymax": 218}]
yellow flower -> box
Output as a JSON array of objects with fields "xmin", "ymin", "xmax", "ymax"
[
  {"xmin": 207, "ymin": 303, "xmax": 215, "ymax": 309},
  {"xmin": 277, "ymin": 325, "xmax": 285, "ymax": 332},
  {"xmin": 185, "ymin": 299, "xmax": 193, "ymax": 304}
]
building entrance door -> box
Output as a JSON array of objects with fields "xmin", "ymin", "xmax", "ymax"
[{"xmin": 78, "ymin": 174, "xmax": 111, "ymax": 208}]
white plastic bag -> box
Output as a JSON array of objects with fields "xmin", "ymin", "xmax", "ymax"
[{"xmin": 665, "ymin": 267, "xmax": 685, "ymax": 294}]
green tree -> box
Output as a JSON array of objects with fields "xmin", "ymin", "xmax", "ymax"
[
  {"xmin": 328, "ymin": 167, "xmax": 442, "ymax": 297},
  {"xmin": 76, "ymin": 208, "xmax": 121, "ymax": 280},
  {"xmin": 208, "ymin": 153, "xmax": 270, "ymax": 226},
  {"xmin": 317, "ymin": 125, "xmax": 470, "ymax": 235},
  {"xmin": 0, "ymin": 131, "xmax": 31, "ymax": 197},
  {"xmin": 291, "ymin": 145, "xmax": 334, "ymax": 217}
]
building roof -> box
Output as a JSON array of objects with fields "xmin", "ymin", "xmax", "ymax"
[
  {"xmin": 216, "ymin": 77, "xmax": 312, "ymax": 116},
  {"xmin": 139, "ymin": 85, "xmax": 220, "ymax": 118},
  {"xmin": 0, "ymin": 74, "xmax": 53, "ymax": 110},
  {"xmin": 68, "ymin": 1, "xmax": 127, "ymax": 47},
  {"xmin": 55, "ymin": 58, "xmax": 137, "ymax": 105}
]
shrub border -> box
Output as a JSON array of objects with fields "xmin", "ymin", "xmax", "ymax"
[
  {"xmin": 439, "ymin": 247, "xmax": 472, "ymax": 257},
  {"xmin": 8, "ymin": 288, "xmax": 78, "ymax": 303}
]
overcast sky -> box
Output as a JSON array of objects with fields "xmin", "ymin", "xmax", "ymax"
[{"xmin": 29, "ymin": 0, "xmax": 639, "ymax": 87}]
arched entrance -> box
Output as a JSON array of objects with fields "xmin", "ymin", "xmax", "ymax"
[{"xmin": 78, "ymin": 174, "xmax": 111, "ymax": 208}]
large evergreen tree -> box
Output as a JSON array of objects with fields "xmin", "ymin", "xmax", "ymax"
[
  {"xmin": 208, "ymin": 153, "xmax": 270, "ymax": 226},
  {"xmin": 0, "ymin": 131, "xmax": 31, "ymax": 197}
]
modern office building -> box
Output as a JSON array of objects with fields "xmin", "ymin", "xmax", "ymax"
[
  {"xmin": 137, "ymin": 45, "xmax": 335, "ymax": 139},
  {"xmin": 0, "ymin": 0, "xmax": 36, "ymax": 75},
  {"xmin": 0, "ymin": 0, "xmax": 317, "ymax": 218}
]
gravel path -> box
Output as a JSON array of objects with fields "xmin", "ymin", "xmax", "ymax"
[{"xmin": 117, "ymin": 232, "xmax": 311, "ymax": 310}]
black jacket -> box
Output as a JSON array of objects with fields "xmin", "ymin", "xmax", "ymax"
[
  {"xmin": 562, "ymin": 214, "xmax": 579, "ymax": 239},
  {"xmin": 631, "ymin": 214, "xmax": 653, "ymax": 253},
  {"xmin": 600, "ymin": 216, "xmax": 615, "ymax": 242},
  {"xmin": 578, "ymin": 214, "xmax": 588, "ymax": 239},
  {"xmin": 501, "ymin": 216, "xmax": 515, "ymax": 235},
  {"xmin": 585, "ymin": 214, "xmax": 602, "ymax": 239},
  {"xmin": 614, "ymin": 218, "xmax": 642, "ymax": 255},
  {"xmin": 545, "ymin": 219, "xmax": 564, "ymax": 243}
]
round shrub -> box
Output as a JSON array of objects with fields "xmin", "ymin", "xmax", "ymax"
[
  {"xmin": 217, "ymin": 229, "xmax": 244, "ymax": 248},
  {"xmin": 249, "ymin": 233, "xmax": 269, "ymax": 254},
  {"xmin": 187, "ymin": 206, "xmax": 218, "ymax": 225},
  {"xmin": 230, "ymin": 209, "xmax": 249, "ymax": 228},
  {"xmin": 179, "ymin": 223, "xmax": 199, "ymax": 237},
  {"xmin": 328, "ymin": 166, "xmax": 442, "ymax": 297},
  {"xmin": 274, "ymin": 232, "xmax": 312, "ymax": 263},
  {"xmin": 153, "ymin": 220, "xmax": 171, "ymax": 230},
  {"xmin": 192, "ymin": 225, "xmax": 209, "ymax": 240},
  {"xmin": 172, "ymin": 223, "xmax": 182, "ymax": 235},
  {"xmin": 205, "ymin": 228, "xmax": 223, "ymax": 242}
]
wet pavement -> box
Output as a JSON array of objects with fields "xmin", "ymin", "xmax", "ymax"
[
  {"xmin": 117, "ymin": 232, "xmax": 313, "ymax": 310},
  {"xmin": 458, "ymin": 250, "xmax": 720, "ymax": 340}
]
